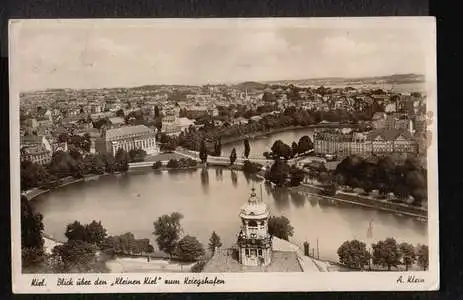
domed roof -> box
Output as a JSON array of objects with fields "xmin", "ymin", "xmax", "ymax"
[{"xmin": 239, "ymin": 187, "xmax": 269, "ymax": 218}]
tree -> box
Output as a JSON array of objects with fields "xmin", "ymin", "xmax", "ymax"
[
  {"xmin": 416, "ymin": 244, "xmax": 429, "ymax": 270},
  {"xmin": 271, "ymin": 140, "xmax": 292, "ymax": 160},
  {"xmin": 199, "ymin": 139, "xmax": 208, "ymax": 164},
  {"xmin": 48, "ymin": 150, "xmax": 79, "ymax": 178},
  {"xmin": 20, "ymin": 160, "xmax": 54, "ymax": 190},
  {"xmin": 208, "ymin": 231, "xmax": 223, "ymax": 254},
  {"xmin": 84, "ymin": 221, "xmax": 107, "ymax": 246},
  {"xmin": 50, "ymin": 240, "xmax": 106, "ymax": 273},
  {"xmin": 21, "ymin": 196, "xmax": 45, "ymax": 268},
  {"xmin": 244, "ymin": 139, "xmax": 251, "ymax": 159},
  {"xmin": 175, "ymin": 235, "xmax": 205, "ymax": 262},
  {"xmin": 116, "ymin": 109, "xmax": 125, "ymax": 118},
  {"xmin": 289, "ymin": 167, "xmax": 305, "ymax": 186},
  {"xmin": 214, "ymin": 139, "xmax": 222, "ymax": 156},
  {"xmin": 229, "ymin": 148, "xmax": 237, "ymax": 165},
  {"xmin": 268, "ymin": 216, "xmax": 294, "ymax": 241},
  {"xmin": 242, "ymin": 160, "xmax": 263, "ymax": 174},
  {"xmin": 297, "ymin": 135, "xmax": 313, "ymax": 154},
  {"xmin": 128, "ymin": 148, "xmax": 147, "ymax": 163},
  {"xmin": 115, "ymin": 148, "xmax": 130, "ymax": 172},
  {"xmin": 166, "ymin": 159, "xmax": 180, "ymax": 169},
  {"xmin": 99, "ymin": 153, "xmax": 117, "ymax": 173},
  {"xmin": 399, "ymin": 243, "xmax": 416, "ymax": 271},
  {"xmin": 154, "ymin": 105, "xmax": 160, "ymax": 118},
  {"xmin": 153, "ymin": 212, "xmax": 184, "ymax": 258},
  {"xmin": 372, "ymin": 238, "xmax": 402, "ymax": 271},
  {"xmin": 265, "ymin": 159, "xmax": 290, "ymax": 186},
  {"xmin": 291, "ymin": 142, "xmax": 299, "ymax": 157},
  {"xmin": 65, "ymin": 221, "xmax": 87, "ymax": 242},
  {"xmin": 152, "ymin": 161, "xmax": 163, "ymax": 169},
  {"xmin": 337, "ymin": 240, "xmax": 370, "ymax": 270},
  {"xmin": 83, "ymin": 154, "xmax": 105, "ymax": 175}
]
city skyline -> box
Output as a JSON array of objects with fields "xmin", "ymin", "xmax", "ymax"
[{"xmin": 11, "ymin": 18, "xmax": 432, "ymax": 91}]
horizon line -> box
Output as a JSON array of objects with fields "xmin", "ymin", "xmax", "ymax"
[{"xmin": 20, "ymin": 72, "xmax": 425, "ymax": 93}]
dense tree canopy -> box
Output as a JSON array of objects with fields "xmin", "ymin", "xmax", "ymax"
[
  {"xmin": 128, "ymin": 148, "xmax": 147, "ymax": 163},
  {"xmin": 268, "ymin": 216, "xmax": 294, "ymax": 241},
  {"xmin": 64, "ymin": 220, "xmax": 107, "ymax": 246},
  {"xmin": 229, "ymin": 148, "xmax": 237, "ymax": 165},
  {"xmin": 208, "ymin": 231, "xmax": 222, "ymax": 254},
  {"xmin": 337, "ymin": 240, "xmax": 370, "ymax": 270},
  {"xmin": 416, "ymin": 244, "xmax": 429, "ymax": 271},
  {"xmin": 175, "ymin": 235, "xmax": 205, "ymax": 262},
  {"xmin": 21, "ymin": 196, "xmax": 45, "ymax": 269},
  {"xmin": 265, "ymin": 159, "xmax": 291, "ymax": 187},
  {"xmin": 372, "ymin": 238, "xmax": 402, "ymax": 271},
  {"xmin": 399, "ymin": 242, "xmax": 416, "ymax": 271},
  {"xmin": 153, "ymin": 212, "xmax": 184, "ymax": 257},
  {"xmin": 335, "ymin": 155, "xmax": 427, "ymax": 205}
]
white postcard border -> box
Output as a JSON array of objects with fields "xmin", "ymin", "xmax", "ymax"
[{"xmin": 9, "ymin": 17, "xmax": 439, "ymax": 293}]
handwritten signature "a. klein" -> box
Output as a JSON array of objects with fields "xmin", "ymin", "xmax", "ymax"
[{"xmin": 397, "ymin": 275, "xmax": 425, "ymax": 284}]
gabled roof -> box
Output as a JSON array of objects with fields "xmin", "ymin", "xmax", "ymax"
[
  {"xmin": 21, "ymin": 135, "xmax": 44, "ymax": 144},
  {"xmin": 105, "ymin": 125, "xmax": 154, "ymax": 140},
  {"xmin": 366, "ymin": 128, "xmax": 412, "ymax": 141},
  {"xmin": 108, "ymin": 117, "xmax": 125, "ymax": 125}
]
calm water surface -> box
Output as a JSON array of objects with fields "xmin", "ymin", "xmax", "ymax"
[
  {"xmin": 33, "ymin": 168, "xmax": 427, "ymax": 261},
  {"xmin": 221, "ymin": 128, "xmax": 315, "ymax": 158}
]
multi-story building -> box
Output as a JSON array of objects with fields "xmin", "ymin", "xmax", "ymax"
[
  {"xmin": 20, "ymin": 135, "xmax": 52, "ymax": 152},
  {"xmin": 20, "ymin": 147, "xmax": 52, "ymax": 165},
  {"xmin": 314, "ymin": 128, "xmax": 417, "ymax": 156},
  {"xmin": 95, "ymin": 125, "xmax": 159, "ymax": 156}
]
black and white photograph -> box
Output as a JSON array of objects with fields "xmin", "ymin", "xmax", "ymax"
[{"xmin": 9, "ymin": 17, "xmax": 438, "ymax": 293}]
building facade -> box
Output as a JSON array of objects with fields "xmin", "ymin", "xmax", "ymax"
[
  {"xmin": 21, "ymin": 148, "xmax": 52, "ymax": 165},
  {"xmin": 313, "ymin": 128, "xmax": 417, "ymax": 156},
  {"xmin": 95, "ymin": 125, "xmax": 159, "ymax": 156},
  {"xmin": 237, "ymin": 187, "xmax": 272, "ymax": 267}
]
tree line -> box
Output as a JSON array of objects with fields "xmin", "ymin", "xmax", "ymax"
[
  {"xmin": 334, "ymin": 155, "xmax": 427, "ymax": 205},
  {"xmin": 174, "ymin": 107, "xmax": 370, "ymax": 153},
  {"xmin": 337, "ymin": 238, "xmax": 429, "ymax": 271},
  {"xmin": 21, "ymin": 199, "xmax": 225, "ymax": 273},
  {"xmin": 21, "ymin": 147, "xmax": 146, "ymax": 191}
]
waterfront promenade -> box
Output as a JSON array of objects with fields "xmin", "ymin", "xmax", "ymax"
[{"xmin": 291, "ymin": 183, "xmax": 428, "ymax": 219}]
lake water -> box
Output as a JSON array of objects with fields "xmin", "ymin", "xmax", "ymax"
[
  {"xmin": 221, "ymin": 128, "xmax": 315, "ymax": 158},
  {"xmin": 32, "ymin": 163, "xmax": 427, "ymax": 262}
]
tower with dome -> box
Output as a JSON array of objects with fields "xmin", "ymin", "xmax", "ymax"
[{"xmin": 237, "ymin": 186, "xmax": 272, "ymax": 266}]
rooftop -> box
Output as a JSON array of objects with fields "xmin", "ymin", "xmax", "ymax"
[
  {"xmin": 366, "ymin": 128, "xmax": 412, "ymax": 141},
  {"xmin": 202, "ymin": 250, "xmax": 302, "ymax": 273},
  {"xmin": 105, "ymin": 125, "xmax": 155, "ymax": 140}
]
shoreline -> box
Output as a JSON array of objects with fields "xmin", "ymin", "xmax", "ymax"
[
  {"xmin": 290, "ymin": 183, "xmax": 428, "ymax": 220},
  {"xmin": 219, "ymin": 122, "xmax": 357, "ymax": 146}
]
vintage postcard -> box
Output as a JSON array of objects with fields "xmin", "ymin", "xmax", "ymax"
[{"xmin": 9, "ymin": 17, "xmax": 438, "ymax": 293}]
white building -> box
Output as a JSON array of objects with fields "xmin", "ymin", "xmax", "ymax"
[
  {"xmin": 237, "ymin": 187, "xmax": 272, "ymax": 266},
  {"xmin": 95, "ymin": 125, "xmax": 159, "ymax": 156}
]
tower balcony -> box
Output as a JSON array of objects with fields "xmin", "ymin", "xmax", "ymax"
[{"xmin": 237, "ymin": 234, "xmax": 272, "ymax": 248}]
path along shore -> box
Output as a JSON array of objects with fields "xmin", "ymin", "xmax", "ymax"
[{"xmin": 290, "ymin": 183, "xmax": 428, "ymax": 220}]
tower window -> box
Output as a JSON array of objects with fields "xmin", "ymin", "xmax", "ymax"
[
  {"xmin": 258, "ymin": 249, "xmax": 263, "ymax": 256},
  {"xmin": 248, "ymin": 220, "xmax": 257, "ymax": 227},
  {"xmin": 245, "ymin": 249, "xmax": 249, "ymax": 256}
]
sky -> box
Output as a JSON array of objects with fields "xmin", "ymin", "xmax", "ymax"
[{"xmin": 10, "ymin": 18, "xmax": 435, "ymax": 91}]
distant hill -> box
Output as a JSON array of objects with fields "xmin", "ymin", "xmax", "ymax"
[
  {"xmin": 263, "ymin": 73, "xmax": 425, "ymax": 87},
  {"xmin": 232, "ymin": 81, "xmax": 269, "ymax": 90}
]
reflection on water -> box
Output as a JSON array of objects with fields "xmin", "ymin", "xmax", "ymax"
[
  {"xmin": 32, "ymin": 167, "xmax": 428, "ymax": 261},
  {"xmin": 215, "ymin": 168, "xmax": 223, "ymax": 182},
  {"xmin": 200, "ymin": 168, "xmax": 209, "ymax": 193},
  {"xmin": 230, "ymin": 170, "xmax": 238, "ymax": 188},
  {"xmin": 289, "ymin": 191, "xmax": 305, "ymax": 208}
]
